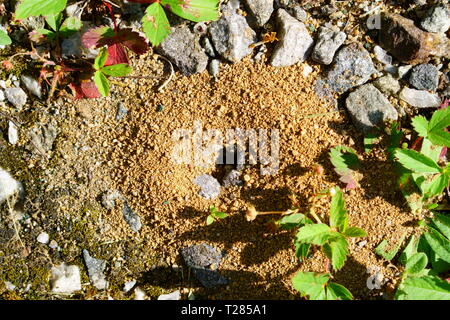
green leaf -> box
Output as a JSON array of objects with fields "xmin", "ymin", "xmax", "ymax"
[
  {"xmin": 405, "ymin": 252, "xmax": 428, "ymax": 275},
  {"xmin": 427, "ymin": 106, "xmax": 450, "ymax": 147},
  {"xmin": 206, "ymin": 215, "xmax": 215, "ymax": 225},
  {"xmin": 295, "ymin": 224, "xmax": 332, "ymax": 245},
  {"xmin": 364, "ymin": 133, "xmax": 379, "ymax": 153},
  {"xmin": 45, "ymin": 13, "xmax": 62, "ymax": 31},
  {"xmin": 279, "ymin": 213, "xmax": 311, "ymax": 230},
  {"xmin": 213, "ymin": 211, "xmax": 228, "ymax": 219},
  {"xmin": 388, "ymin": 121, "xmax": 403, "ymax": 159},
  {"xmin": 399, "ymin": 235, "xmax": 419, "ymax": 266},
  {"xmin": 394, "ymin": 148, "xmax": 442, "ymax": 174},
  {"xmin": 342, "ymin": 226, "xmax": 367, "ymax": 237},
  {"xmin": 94, "ymin": 71, "xmax": 109, "ymax": 97},
  {"xmin": 162, "ymin": 0, "xmax": 219, "ymax": 22},
  {"xmin": 420, "ymin": 138, "xmax": 443, "ymax": 163},
  {"xmin": 424, "ymin": 229, "xmax": 450, "ymax": 264},
  {"xmin": 325, "ymin": 235, "xmax": 349, "ymax": 271},
  {"xmin": 329, "ymin": 146, "xmax": 360, "ymax": 189},
  {"xmin": 101, "ymin": 64, "xmax": 132, "ymax": 77},
  {"xmin": 291, "ymin": 271, "xmax": 329, "ymax": 300},
  {"xmin": 94, "ymin": 47, "xmax": 108, "ymax": 70},
  {"xmin": 375, "ymin": 234, "xmax": 406, "ymax": 261},
  {"xmin": 59, "ymin": 17, "xmax": 82, "ymax": 38},
  {"xmin": 396, "ymin": 275, "xmax": 450, "ymax": 300},
  {"xmin": 15, "ymin": 0, "xmax": 67, "ymax": 19},
  {"xmin": 329, "ymin": 187, "xmax": 348, "ymax": 233},
  {"xmin": 418, "ymin": 234, "xmax": 450, "ymax": 273},
  {"xmin": 422, "ymin": 174, "xmax": 448, "ymax": 199},
  {"xmin": 142, "ymin": 3, "xmax": 171, "ymax": 47},
  {"xmin": 36, "ymin": 28, "xmax": 56, "ymax": 41},
  {"xmin": 432, "ymin": 214, "xmax": 450, "ymax": 240},
  {"xmin": 412, "ymin": 116, "xmax": 429, "ymax": 138},
  {"xmin": 326, "ymin": 282, "xmax": 353, "ymax": 300},
  {"xmin": 0, "ymin": 30, "xmax": 11, "ymax": 46},
  {"xmin": 294, "ymin": 242, "xmax": 310, "ymax": 262}
]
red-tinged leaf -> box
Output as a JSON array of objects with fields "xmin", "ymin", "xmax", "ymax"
[
  {"xmin": 107, "ymin": 29, "xmax": 149, "ymax": 55},
  {"xmin": 105, "ymin": 43, "xmax": 129, "ymax": 66},
  {"xmin": 69, "ymin": 81, "xmax": 101, "ymax": 99},
  {"xmin": 127, "ymin": 0, "xmax": 158, "ymax": 3},
  {"xmin": 81, "ymin": 26, "xmax": 114, "ymax": 48}
]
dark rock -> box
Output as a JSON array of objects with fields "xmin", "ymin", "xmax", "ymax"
[
  {"xmin": 122, "ymin": 202, "xmax": 142, "ymax": 232},
  {"xmin": 408, "ymin": 63, "xmax": 439, "ymax": 91},
  {"xmin": 157, "ymin": 26, "xmax": 208, "ymax": 76}
]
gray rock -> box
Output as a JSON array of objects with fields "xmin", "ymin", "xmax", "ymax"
[
  {"xmin": 270, "ymin": 9, "xmax": 313, "ymax": 67},
  {"xmin": 408, "ymin": 64, "xmax": 439, "ymax": 91},
  {"xmin": 208, "ymin": 59, "xmax": 220, "ymax": 77},
  {"xmin": 372, "ymin": 74, "xmax": 401, "ymax": 96},
  {"xmin": 323, "ymin": 43, "xmax": 376, "ymax": 93},
  {"xmin": 201, "ymin": 37, "xmax": 216, "ymax": 57},
  {"xmin": 5, "ymin": 88, "xmax": 27, "ymax": 109},
  {"xmin": 194, "ymin": 174, "xmax": 221, "ymax": 199},
  {"xmin": 181, "ymin": 244, "xmax": 228, "ymax": 288},
  {"xmin": 290, "ymin": 5, "xmax": 308, "ymax": 22},
  {"xmin": 8, "ymin": 121, "xmax": 18, "ymax": 145},
  {"xmin": 101, "ymin": 190, "xmax": 124, "ymax": 209},
  {"xmin": 157, "ymin": 26, "xmax": 208, "ymax": 76},
  {"xmin": 116, "ymin": 102, "xmax": 128, "ymax": 121},
  {"xmin": 122, "ymin": 202, "xmax": 142, "ymax": 232},
  {"xmin": 21, "ymin": 75, "xmax": 42, "ymax": 99},
  {"xmin": 244, "ymin": 0, "xmax": 274, "ymax": 27},
  {"xmin": 83, "ymin": 249, "xmax": 108, "ymax": 290},
  {"xmin": 420, "ymin": 4, "xmax": 450, "ymax": 33},
  {"xmin": 311, "ymin": 26, "xmax": 346, "ymax": 65},
  {"xmin": 399, "ymin": 87, "xmax": 441, "ymax": 108},
  {"xmin": 346, "ymin": 84, "xmax": 398, "ymax": 133},
  {"xmin": 209, "ymin": 3, "xmax": 256, "ymax": 63},
  {"xmin": 222, "ymin": 169, "xmax": 243, "ymax": 187}
]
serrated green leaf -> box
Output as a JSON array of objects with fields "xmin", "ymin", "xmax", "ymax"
[
  {"xmin": 396, "ymin": 275, "xmax": 450, "ymax": 300},
  {"xmin": 295, "ymin": 224, "xmax": 332, "ymax": 245},
  {"xmin": 101, "ymin": 64, "xmax": 132, "ymax": 77},
  {"xmin": 422, "ymin": 174, "xmax": 448, "ymax": 199},
  {"xmin": 405, "ymin": 252, "xmax": 428, "ymax": 275},
  {"xmin": 364, "ymin": 133, "xmax": 379, "ymax": 153},
  {"xmin": 142, "ymin": 3, "xmax": 171, "ymax": 47},
  {"xmin": 412, "ymin": 116, "xmax": 429, "ymax": 138},
  {"xmin": 329, "ymin": 146, "xmax": 360, "ymax": 189},
  {"xmin": 418, "ymin": 234, "xmax": 450, "ymax": 273},
  {"xmin": 94, "ymin": 47, "xmax": 108, "ymax": 70},
  {"xmin": 330, "ymin": 187, "xmax": 348, "ymax": 233},
  {"xmin": 94, "ymin": 71, "xmax": 109, "ymax": 97},
  {"xmin": 424, "ymin": 229, "xmax": 450, "ymax": 264},
  {"xmin": 291, "ymin": 271, "xmax": 329, "ymax": 300},
  {"xmin": 206, "ymin": 215, "xmax": 215, "ymax": 225},
  {"xmin": 162, "ymin": 0, "xmax": 219, "ymax": 22},
  {"xmin": 0, "ymin": 29, "xmax": 11, "ymax": 46},
  {"xmin": 427, "ymin": 106, "xmax": 450, "ymax": 147},
  {"xmin": 279, "ymin": 213, "xmax": 311, "ymax": 230},
  {"xmin": 399, "ymin": 235, "xmax": 419, "ymax": 266},
  {"xmin": 394, "ymin": 148, "xmax": 441, "ymax": 174},
  {"xmin": 388, "ymin": 121, "xmax": 403, "ymax": 159},
  {"xmin": 432, "ymin": 214, "xmax": 450, "ymax": 240},
  {"xmin": 45, "ymin": 13, "xmax": 62, "ymax": 31},
  {"xmin": 420, "ymin": 138, "xmax": 443, "ymax": 163},
  {"xmin": 375, "ymin": 234, "xmax": 406, "ymax": 261},
  {"xmin": 325, "ymin": 235, "xmax": 349, "ymax": 271},
  {"xmin": 35, "ymin": 28, "xmax": 56, "ymax": 41},
  {"xmin": 59, "ymin": 17, "xmax": 82, "ymax": 38},
  {"xmin": 326, "ymin": 282, "xmax": 353, "ymax": 300},
  {"xmin": 294, "ymin": 241, "xmax": 310, "ymax": 262},
  {"xmin": 342, "ymin": 226, "xmax": 367, "ymax": 237},
  {"xmin": 16, "ymin": 0, "xmax": 67, "ymax": 19}
]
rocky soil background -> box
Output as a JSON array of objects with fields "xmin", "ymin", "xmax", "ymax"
[{"xmin": 0, "ymin": 0, "xmax": 449, "ymax": 299}]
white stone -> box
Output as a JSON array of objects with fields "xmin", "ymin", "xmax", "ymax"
[
  {"xmin": 134, "ymin": 287, "xmax": 146, "ymax": 300},
  {"xmin": 123, "ymin": 279, "xmax": 137, "ymax": 292},
  {"xmin": 0, "ymin": 89, "xmax": 5, "ymax": 101},
  {"xmin": 302, "ymin": 64, "xmax": 313, "ymax": 77},
  {"xmin": 49, "ymin": 240, "xmax": 58, "ymax": 249},
  {"xmin": 37, "ymin": 232, "xmax": 49, "ymax": 244},
  {"xmin": 8, "ymin": 121, "xmax": 18, "ymax": 145},
  {"xmin": 50, "ymin": 263, "xmax": 82, "ymax": 294},
  {"xmin": 0, "ymin": 167, "xmax": 20, "ymax": 203},
  {"xmin": 158, "ymin": 290, "xmax": 181, "ymax": 300},
  {"xmin": 4, "ymin": 281, "xmax": 16, "ymax": 291},
  {"xmin": 399, "ymin": 87, "xmax": 441, "ymax": 108}
]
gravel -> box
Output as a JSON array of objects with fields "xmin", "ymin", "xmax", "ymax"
[
  {"xmin": 8, "ymin": 121, "xmax": 19, "ymax": 145},
  {"xmin": 244, "ymin": 0, "xmax": 274, "ymax": 27},
  {"xmin": 83, "ymin": 249, "xmax": 108, "ymax": 290},
  {"xmin": 408, "ymin": 64, "xmax": 439, "ymax": 91},
  {"xmin": 50, "ymin": 263, "xmax": 82, "ymax": 294},
  {"xmin": 20, "ymin": 75, "xmax": 42, "ymax": 99},
  {"xmin": 5, "ymin": 87, "xmax": 27, "ymax": 109},
  {"xmin": 372, "ymin": 74, "xmax": 401, "ymax": 96},
  {"xmin": 270, "ymin": 9, "xmax": 314, "ymax": 67},
  {"xmin": 194, "ymin": 174, "xmax": 221, "ymax": 199},
  {"xmin": 208, "ymin": 59, "xmax": 220, "ymax": 77},
  {"xmin": 311, "ymin": 26, "xmax": 346, "ymax": 65},
  {"xmin": 122, "ymin": 202, "xmax": 142, "ymax": 232},
  {"xmin": 420, "ymin": 4, "xmax": 450, "ymax": 33},
  {"xmin": 399, "ymin": 87, "xmax": 441, "ymax": 108},
  {"xmin": 36, "ymin": 232, "xmax": 49, "ymax": 244},
  {"xmin": 345, "ymin": 84, "xmax": 398, "ymax": 133}
]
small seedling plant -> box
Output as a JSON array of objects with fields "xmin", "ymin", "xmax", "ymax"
[
  {"xmin": 4, "ymin": 0, "xmax": 219, "ymax": 100},
  {"xmin": 206, "ymin": 205, "xmax": 228, "ymax": 225},
  {"xmin": 393, "ymin": 106, "xmax": 450, "ymax": 212},
  {"xmin": 291, "ymin": 271, "xmax": 353, "ymax": 300}
]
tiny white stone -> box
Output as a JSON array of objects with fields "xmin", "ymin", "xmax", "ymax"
[
  {"xmin": 4, "ymin": 281, "xmax": 16, "ymax": 291},
  {"xmin": 8, "ymin": 121, "xmax": 19, "ymax": 145},
  {"xmin": 302, "ymin": 64, "xmax": 313, "ymax": 77},
  {"xmin": 50, "ymin": 263, "xmax": 82, "ymax": 294},
  {"xmin": 0, "ymin": 89, "xmax": 5, "ymax": 101},
  {"xmin": 49, "ymin": 240, "xmax": 58, "ymax": 249},
  {"xmin": 134, "ymin": 287, "xmax": 146, "ymax": 300},
  {"xmin": 0, "ymin": 167, "xmax": 20, "ymax": 203},
  {"xmin": 37, "ymin": 232, "xmax": 49, "ymax": 244},
  {"xmin": 123, "ymin": 279, "xmax": 137, "ymax": 293},
  {"xmin": 158, "ymin": 290, "xmax": 181, "ymax": 300}
]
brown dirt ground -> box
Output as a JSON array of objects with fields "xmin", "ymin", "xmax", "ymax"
[{"xmin": 59, "ymin": 50, "xmax": 417, "ymax": 299}]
